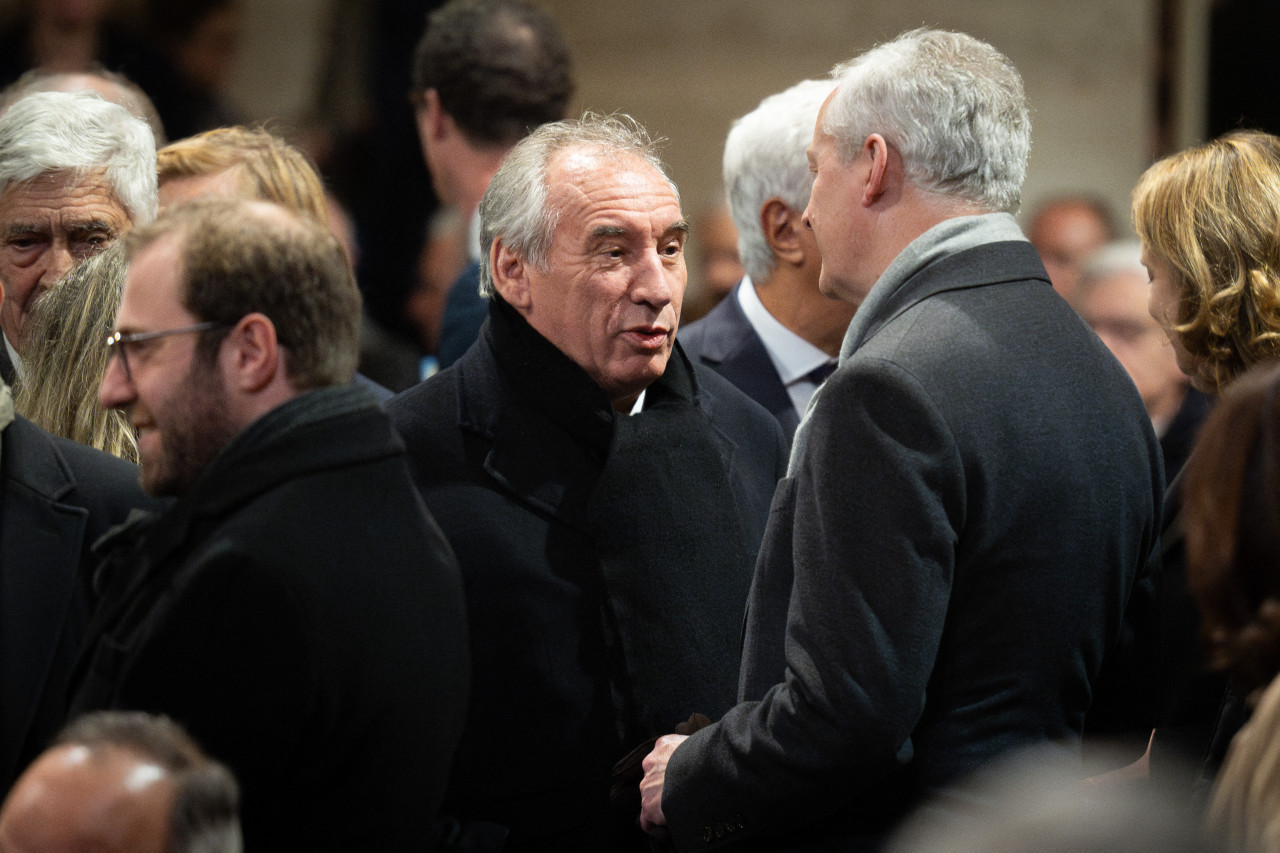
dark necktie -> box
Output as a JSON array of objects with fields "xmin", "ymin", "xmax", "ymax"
[{"xmin": 805, "ymin": 360, "xmax": 837, "ymax": 385}]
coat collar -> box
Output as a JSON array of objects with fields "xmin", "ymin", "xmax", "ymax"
[
  {"xmin": 451, "ymin": 297, "xmax": 710, "ymax": 528},
  {"xmin": 841, "ymin": 213, "xmax": 1046, "ymax": 358},
  {"xmin": 104, "ymin": 386, "xmax": 396, "ymax": 572}
]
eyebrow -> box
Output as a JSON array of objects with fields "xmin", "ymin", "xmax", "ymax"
[
  {"xmin": 588, "ymin": 220, "xmax": 690, "ymax": 243},
  {"xmin": 3, "ymin": 223, "xmax": 44, "ymax": 238},
  {"xmin": 591, "ymin": 225, "xmax": 629, "ymax": 240},
  {"xmin": 65, "ymin": 218, "xmax": 119, "ymax": 234}
]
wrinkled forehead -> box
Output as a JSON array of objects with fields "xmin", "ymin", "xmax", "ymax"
[
  {"xmin": 0, "ymin": 167, "xmax": 125, "ymax": 215},
  {"xmin": 549, "ymin": 144, "xmax": 678, "ymax": 198}
]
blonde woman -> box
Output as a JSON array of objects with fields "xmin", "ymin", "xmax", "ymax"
[
  {"xmin": 1127, "ymin": 129, "xmax": 1280, "ymax": 805},
  {"xmin": 14, "ymin": 245, "xmax": 137, "ymax": 462}
]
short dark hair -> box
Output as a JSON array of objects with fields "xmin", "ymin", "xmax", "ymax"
[
  {"xmin": 55, "ymin": 711, "xmax": 241, "ymax": 853},
  {"xmin": 124, "ymin": 197, "xmax": 361, "ymax": 389},
  {"xmin": 411, "ymin": 0, "xmax": 574, "ymax": 148}
]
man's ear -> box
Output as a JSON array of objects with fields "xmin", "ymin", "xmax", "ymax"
[
  {"xmin": 489, "ymin": 238, "xmax": 532, "ymax": 310},
  {"xmin": 223, "ymin": 312, "xmax": 280, "ymax": 393},
  {"xmin": 862, "ymin": 133, "xmax": 891, "ymax": 207},
  {"xmin": 760, "ymin": 198, "xmax": 805, "ymax": 267},
  {"xmin": 420, "ymin": 89, "xmax": 447, "ymax": 142}
]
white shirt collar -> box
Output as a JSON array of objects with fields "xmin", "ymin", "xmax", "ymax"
[
  {"xmin": 737, "ymin": 276, "xmax": 832, "ymax": 384},
  {"xmin": 4, "ymin": 333, "xmax": 22, "ymax": 381},
  {"xmin": 466, "ymin": 208, "xmax": 482, "ymax": 263}
]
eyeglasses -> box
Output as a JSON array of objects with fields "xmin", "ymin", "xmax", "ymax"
[{"xmin": 106, "ymin": 321, "xmax": 229, "ymax": 382}]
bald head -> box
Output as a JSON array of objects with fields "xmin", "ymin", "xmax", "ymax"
[
  {"xmin": 1028, "ymin": 197, "xmax": 1114, "ymax": 300},
  {"xmin": 0, "ymin": 744, "xmax": 174, "ymax": 853}
]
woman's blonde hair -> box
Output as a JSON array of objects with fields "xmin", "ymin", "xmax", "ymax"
[
  {"xmin": 14, "ymin": 244, "xmax": 137, "ymax": 462},
  {"xmin": 1132, "ymin": 130, "xmax": 1280, "ymax": 393}
]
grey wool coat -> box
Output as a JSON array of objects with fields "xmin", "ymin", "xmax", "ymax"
[{"xmin": 663, "ymin": 215, "xmax": 1165, "ymax": 851}]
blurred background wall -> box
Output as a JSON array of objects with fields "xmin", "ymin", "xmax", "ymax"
[{"xmin": 220, "ymin": 0, "xmax": 1218, "ymax": 307}]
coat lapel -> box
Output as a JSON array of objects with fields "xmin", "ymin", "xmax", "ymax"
[{"xmin": 0, "ymin": 419, "xmax": 86, "ymax": 781}]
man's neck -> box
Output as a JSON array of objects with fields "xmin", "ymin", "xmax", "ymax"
[
  {"xmin": 755, "ymin": 268, "xmax": 854, "ymax": 357},
  {"xmin": 453, "ymin": 143, "xmax": 511, "ymax": 217}
]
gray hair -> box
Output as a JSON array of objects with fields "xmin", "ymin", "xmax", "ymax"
[
  {"xmin": 724, "ymin": 78, "xmax": 835, "ymax": 283},
  {"xmin": 0, "ymin": 91, "xmax": 157, "ymax": 223},
  {"xmin": 55, "ymin": 711, "xmax": 242, "ymax": 853},
  {"xmin": 478, "ymin": 112, "xmax": 678, "ymax": 298},
  {"xmin": 823, "ymin": 28, "xmax": 1031, "ymax": 214},
  {"xmin": 1073, "ymin": 239, "xmax": 1146, "ymax": 307}
]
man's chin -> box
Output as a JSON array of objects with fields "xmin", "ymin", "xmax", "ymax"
[{"xmin": 139, "ymin": 462, "xmax": 180, "ymax": 498}]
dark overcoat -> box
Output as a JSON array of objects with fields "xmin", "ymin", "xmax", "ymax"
[
  {"xmin": 69, "ymin": 390, "xmax": 469, "ymax": 852},
  {"xmin": 664, "ymin": 233, "xmax": 1165, "ymax": 850},
  {"xmin": 0, "ymin": 414, "xmax": 153, "ymax": 794},
  {"xmin": 387, "ymin": 300, "xmax": 788, "ymax": 851}
]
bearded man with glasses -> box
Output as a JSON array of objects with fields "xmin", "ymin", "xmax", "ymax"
[{"xmin": 72, "ymin": 196, "xmax": 469, "ymax": 852}]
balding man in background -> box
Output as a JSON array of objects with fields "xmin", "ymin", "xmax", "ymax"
[
  {"xmin": 1027, "ymin": 194, "xmax": 1114, "ymax": 301},
  {"xmin": 0, "ymin": 711, "xmax": 240, "ymax": 853}
]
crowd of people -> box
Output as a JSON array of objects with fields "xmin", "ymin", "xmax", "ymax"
[{"xmin": 3, "ymin": 3, "xmax": 1280, "ymax": 853}]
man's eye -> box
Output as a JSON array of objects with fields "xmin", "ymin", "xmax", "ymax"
[
  {"xmin": 662, "ymin": 241, "xmax": 682, "ymax": 256},
  {"xmin": 73, "ymin": 235, "xmax": 111, "ymax": 258}
]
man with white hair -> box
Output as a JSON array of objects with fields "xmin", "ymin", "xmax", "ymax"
[
  {"xmin": 0, "ymin": 90, "xmax": 156, "ymax": 382},
  {"xmin": 640, "ymin": 29, "xmax": 1163, "ymax": 849},
  {"xmin": 680, "ymin": 79, "xmax": 856, "ymax": 442},
  {"xmin": 389, "ymin": 113, "xmax": 786, "ymax": 850}
]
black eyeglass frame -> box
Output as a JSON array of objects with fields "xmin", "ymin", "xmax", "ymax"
[{"xmin": 106, "ymin": 321, "xmax": 231, "ymax": 381}]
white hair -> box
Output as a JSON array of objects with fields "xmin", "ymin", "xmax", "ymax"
[
  {"xmin": 723, "ymin": 78, "xmax": 835, "ymax": 283},
  {"xmin": 824, "ymin": 28, "xmax": 1031, "ymax": 214},
  {"xmin": 0, "ymin": 90, "xmax": 157, "ymax": 223},
  {"xmin": 478, "ymin": 112, "xmax": 678, "ymax": 298}
]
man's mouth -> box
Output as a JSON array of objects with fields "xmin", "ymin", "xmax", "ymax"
[{"xmin": 624, "ymin": 325, "xmax": 669, "ymax": 349}]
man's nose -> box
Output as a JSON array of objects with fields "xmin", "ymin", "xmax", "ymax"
[
  {"xmin": 43, "ymin": 244, "xmax": 76, "ymax": 288},
  {"xmin": 99, "ymin": 350, "xmax": 134, "ymax": 411},
  {"xmin": 632, "ymin": 250, "xmax": 679, "ymax": 307}
]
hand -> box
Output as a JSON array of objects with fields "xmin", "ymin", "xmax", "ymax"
[{"xmin": 639, "ymin": 733, "xmax": 687, "ymax": 834}]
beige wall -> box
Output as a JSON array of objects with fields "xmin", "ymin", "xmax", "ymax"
[{"xmin": 226, "ymin": 1, "xmax": 1185, "ymax": 298}]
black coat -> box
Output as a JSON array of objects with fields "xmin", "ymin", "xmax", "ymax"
[
  {"xmin": 69, "ymin": 389, "xmax": 469, "ymax": 852},
  {"xmin": 387, "ymin": 300, "xmax": 788, "ymax": 851},
  {"xmin": 0, "ymin": 414, "xmax": 154, "ymax": 794}
]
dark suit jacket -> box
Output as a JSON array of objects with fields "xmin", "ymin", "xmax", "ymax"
[
  {"xmin": 0, "ymin": 346, "xmax": 15, "ymax": 387},
  {"xmin": 387, "ymin": 299, "xmax": 787, "ymax": 851},
  {"xmin": 664, "ymin": 233, "xmax": 1165, "ymax": 850},
  {"xmin": 69, "ymin": 389, "xmax": 469, "ymax": 852},
  {"xmin": 436, "ymin": 260, "xmax": 485, "ymax": 369},
  {"xmin": 0, "ymin": 414, "xmax": 153, "ymax": 795},
  {"xmin": 679, "ymin": 283, "xmax": 799, "ymax": 442}
]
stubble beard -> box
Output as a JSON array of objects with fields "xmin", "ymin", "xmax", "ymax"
[{"xmin": 140, "ymin": 363, "xmax": 239, "ymax": 497}]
